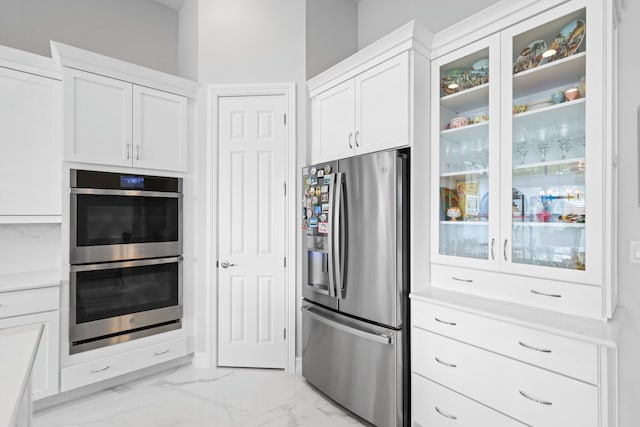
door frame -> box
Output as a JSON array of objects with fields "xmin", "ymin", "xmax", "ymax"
[{"xmin": 206, "ymin": 83, "xmax": 297, "ymax": 372}]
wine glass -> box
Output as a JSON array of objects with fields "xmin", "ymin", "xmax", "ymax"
[
  {"xmin": 514, "ymin": 127, "xmax": 528, "ymax": 165},
  {"xmin": 556, "ymin": 122, "xmax": 571, "ymax": 159},
  {"xmin": 536, "ymin": 126, "xmax": 551, "ymax": 162}
]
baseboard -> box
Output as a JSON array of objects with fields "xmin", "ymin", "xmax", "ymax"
[
  {"xmin": 295, "ymin": 356, "xmax": 302, "ymax": 375},
  {"xmin": 191, "ymin": 351, "xmax": 212, "ymax": 368},
  {"xmin": 34, "ymin": 355, "xmax": 192, "ymax": 412}
]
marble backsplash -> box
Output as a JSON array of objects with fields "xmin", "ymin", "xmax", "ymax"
[{"xmin": 0, "ymin": 224, "xmax": 61, "ymax": 274}]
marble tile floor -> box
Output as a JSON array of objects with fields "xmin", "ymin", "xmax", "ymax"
[{"xmin": 34, "ymin": 364, "xmax": 367, "ymax": 427}]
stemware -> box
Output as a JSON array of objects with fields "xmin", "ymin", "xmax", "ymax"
[
  {"xmin": 556, "ymin": 122, "xmax": 572, "ymax": 159},
  {"xmin": 514, "ymin": 127, "xmax": 528, "ymax": 164},
  {"xmin": 536, "ymin": 126, "xmax": 551, "ymax": 162}
]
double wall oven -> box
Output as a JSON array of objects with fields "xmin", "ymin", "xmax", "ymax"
[{"xmin": 69, "ymin": 170, "xmax": 183, "ymax": 353}]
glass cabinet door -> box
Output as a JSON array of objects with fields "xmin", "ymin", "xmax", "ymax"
[
  {"xmin": 501, "ymin": 4, "xmax": 601, "ymax": 284},
  {"xmin": 432, "ymin": 35, "xmax": 501, "ymax": 267}
]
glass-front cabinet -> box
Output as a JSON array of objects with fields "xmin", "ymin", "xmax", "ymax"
[
  {"xmin": 431, "ymin": 35, "xmax": 501, "ymax": 270},
  {"xmin": 430, "ymin": 0, "xmax": 615, "ymax": 318},
  {"xmin": 501, "ymin": 2, "xmax": 603, "ymax": 286}
]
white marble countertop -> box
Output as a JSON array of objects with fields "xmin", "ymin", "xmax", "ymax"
[
  {"xmin": 0, "ymin": 269, "xmax": 60, "ymax": 293},
  {"xmin": 0, "ymin": 324, "xmax": 43, "ymax": 427},
  {"xmin": 411, "ymin": 289, "xmax": 623, "ymax": 348}
]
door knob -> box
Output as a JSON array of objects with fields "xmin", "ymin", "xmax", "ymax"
[{"xmin": 220, "ymin": 260, "xmax": 236, "ymax": 269}]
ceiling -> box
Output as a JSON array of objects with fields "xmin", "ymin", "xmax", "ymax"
[{"xmin": 154, "ymin": 0, "xmax": 183, "ymax": 10}]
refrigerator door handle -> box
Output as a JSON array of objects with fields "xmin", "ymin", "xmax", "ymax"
[
  {"xmin": 332, "ymin": 172, "xmax": 345, "ymax": 299},
  {"xmin": 302, "ymin": 306, "xmax": 392, "ymax": 344},
  {"xmin": 326, "ymin": 173, "xmax": 338, "ymax": 298}
]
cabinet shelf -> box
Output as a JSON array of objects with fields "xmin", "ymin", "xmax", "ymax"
[
  {"xmin": 440, "ymin": 221, "xmax": 489, "ymax": 226},
  {"xmin": 441, "ymin": 169, "xmax": 489, "ymax": 177},
  {"xmin": 441, "ymin": 120, "xmax": 489, "ymax": 138},
  {"xmin": 440, "ymin": 83, "xmax": 489, "ymax": 113},
  {"xmin": 512, "ymin": 158, "xmax": 585, "ymax": 176},
  {"xmin": 514, "ymin": 97, "xmax": 585, "ymax": 120},
  {"xmin": 513, "ymin": 52, "xmax": 586, "ymax": 99},
  {"xmin": 513, "ymin": 221, "xmax": 585, "ymax": 228}
]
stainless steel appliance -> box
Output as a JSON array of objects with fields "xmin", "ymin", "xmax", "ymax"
[
  {"xmin": 69, "ymin": 170, "xmax": 183, "ymax": 353},
  {"xmin": 69, "ymin": 256, "xmax": 182, "ymax": 353},
  {"xmin": 70, "ymin": 169, "xmax": 182, "ymax": 264},
  {"xmin": 301, "ymin": 149, "xmax": 409, "ymax": 427}
]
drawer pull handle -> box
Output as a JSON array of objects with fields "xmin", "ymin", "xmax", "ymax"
[
  {"xmin": 89, "ymin": 365, "xmax": 111, "ymax": 374},
  {"xmin": 153, "ymin": 349, "xmax": 170, "ymax": 356},
  {"xmin": 435, "ymin": 406, "xmax": 458, "ymax": 420},
  {"xmin": 530, "ymin": 289, "xmax": 562, "ymax": 298},
  {"xmin": 519, "ymin": 341, "xmax": 552, "ymax": 353},
  {"xmin": 435, "ymin": 357, "xmax": 457, "ymax": 368},
  {"xmin": 451, "ymin": 276, "xmax": 473, "ymax": 283},
  {"xmin": 519, "ymin": 390, "xmax": 552, "ymax": 406},
  {"xmin": 435, "ymin": 317, "xmax": 457, "ymax": 326}
]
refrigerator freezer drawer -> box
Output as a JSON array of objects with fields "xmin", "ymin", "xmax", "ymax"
[{"xmin": 301, "ymin": 304, "xmax": 404, "ymax": 427}]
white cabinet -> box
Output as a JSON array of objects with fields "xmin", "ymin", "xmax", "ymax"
[
  {"xmin": 0, "ymin": 66, "xmax": 61, "ymax": 221},
  {"xmin": 61, "ymin": 336, "xmax": 187, "ymax": 391},
  {"xmin": 355, "ymin": 52, "xmax": 410, "ymax": 155},
  {"xmin": 63, "ymin": 68, "xmax": 188, "ymax": 172},
  {"xmin": 310, "ymin": 49, "xmax": 413, "ymax": 163},
  {"xmin": 0, "ymin": 287, "xmax": 60, "ymax": 401},
  {"xmin": 132, "ymin": 85, "xmax": 188, "ymax": 171},
  {"xmin": 311, "ymin": 80, "xmax": 355, "ymax": 162},
  {"xmin": 430, "ymin": 0, "xmax": 616, "ymax": 319},
  {"xmin": 411, "ymin": 294, "xmax": 618, "ymax": 427},
  {"xmin": 63, "ymin": 68, "xmax": 132, "ymax": 168}
]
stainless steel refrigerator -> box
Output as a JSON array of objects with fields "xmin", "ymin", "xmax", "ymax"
[{"xmin": 301, "ymin": 149, "xmax": 409, "ymax": 427}]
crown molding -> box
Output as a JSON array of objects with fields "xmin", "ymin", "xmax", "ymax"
[
  {"xmin": 0, "ymin": 44, "xmax": 60, "ymax": 80},
  {"xmin": 51, "ymin": 41, "xmax": 198, "ymax": 98},
  {"xmin": 307, "ymin": 20, "xmax": 433, "ymax": 97}
]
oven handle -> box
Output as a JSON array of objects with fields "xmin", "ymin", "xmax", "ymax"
[
  {"xmin": 71, "ymin": 256, "xmax": 183, "ymax": 272},
  {"xmin": 70, "ymin": 188, "xmax": 182, "ymax": 198}
]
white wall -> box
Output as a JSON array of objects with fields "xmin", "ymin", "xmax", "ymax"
[
  {"xmin": 179, "ymin": 0, "xmax": 199, "ymax": 80},
  {"xmin": 615, "ymin": 2, "xmax": 640, "ymax": 424},
  {"xmin": 0, "ymin": 0, "xmax": 179, "ymax": 74},
  {"xmin": 306, "ymin": 0, "xmax": 358, "ymax": 79},
  {"xmin": 356, "ymin": 0, "xmax": 501, "ymax": 49}
]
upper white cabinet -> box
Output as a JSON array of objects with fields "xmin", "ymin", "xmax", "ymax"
[
  {"xmin": 429, "ymin": 0, "xmax": 617, "ymax": 320},
  {"xmin": 133, "ymin": 86, "xmax": 188, "ymax": 171},
  {"xmin": 64, "ymin": 69, "xmax": 188, "ymax": 172},
  {"xmin": 0, "ymin": 64, "xmax": 61, "ymax": 221},
  {"xmin": 64, "ymin": 68, "xmax": 133, "ymax": 168},
  {"xmin": 52, "ymin": 42, "xmax": 197, "ymax": 173},
  {"xmin": 308, "ymin": 22, "xmax": 428, "ymax": 163}
]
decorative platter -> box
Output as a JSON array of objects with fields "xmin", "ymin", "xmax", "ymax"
[
  {"xmin": 550, "ymin": 19, "xmax": 586, "ymax": 61},
  {"xmin": 525, "ymin": 98, "xmax": 554, "ymax": 111},
  {"xmin": 513, "ymin": 39, "xmax": 547, "ymax": 74}
]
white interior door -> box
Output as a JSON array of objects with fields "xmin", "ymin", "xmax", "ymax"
[{"xmin": 217, "ymin": 94, "xmax": 287, "ymax": 368}]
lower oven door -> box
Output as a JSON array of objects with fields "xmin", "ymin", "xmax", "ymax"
[
  {"xmin": 301, "ymin": 304, "xmax": 404, "ymax": 427},
  {"xmin": 70, "ymin": 256, "xmax": 183, "ymax": 346}
]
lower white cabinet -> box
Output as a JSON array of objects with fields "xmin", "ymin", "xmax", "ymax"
[
  {"xmin": 61, "ymin": 337, "xmax": 187, "ymax": 391},
  {"xmin": 412, "ymin": 374, "xmax": 525, "ymax": 427},
  {"xmin": 411, "ymin": 294, "xmax": 618, "ymax": 427},
  {"xmin": 0, "ymin": 308, "xmax": 60, "ymax": 400}
]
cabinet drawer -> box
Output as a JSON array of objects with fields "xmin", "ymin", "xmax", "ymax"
[
  {"xmin": 413, "ymin": 329, "xmax": 598, "ymax": 427},
  {"xmin": 62, "ymin": 337, "xmax": 186, "ymax": 391},
  {"xmin": 413, "ymin": 300, "xmax": 598, "ymax": 384},
  {"xmin": 412, "ymin": 374, "xmax": 525, "ymax": 427},
  {"xmin": 431, "ymin": 264, "xmax": 603, "ymax": 319},
  {"xmin": 0, "ymin": 287, "xmax": 59, "ymax": 319}
]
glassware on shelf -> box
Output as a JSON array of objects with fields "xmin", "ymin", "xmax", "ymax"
[
  {"xmin": 536, "ymin": 125, "xmax": 551, "ymax": 162},
  {"xmin": 514, "ymin": 127, "xmax": 528, "ymax": 164},
  {"xmin": 555, "ymin": 122, "xmax": 572, "ymax": 159}
]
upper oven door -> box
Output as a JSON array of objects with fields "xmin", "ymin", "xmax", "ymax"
[{"xmin": 71, "ymin": 188, "xmax": 183, "ymax": 264}]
